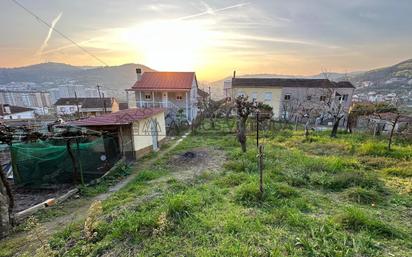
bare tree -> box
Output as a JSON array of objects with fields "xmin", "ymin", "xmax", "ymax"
[
  {"xmin": 294, "ymin": 100, "xmax": 322, "ymax": 138},
  {"xmin": 371, "ymin": 101, "xmax": 410, "ymax": 150},
  {"xmin": 235, "ymin": 95, "xmax": 256, "ymax": 152}
]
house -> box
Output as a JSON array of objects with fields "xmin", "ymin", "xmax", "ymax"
[
  {"xmin": 126, "ymin": 69, "xmax": 199, "ymax": 122},
  {"xmin": 0, "ymin": 104, "xmax": 36, "ymax": 120},
  {"xmin": 71, "ymin": 108, "xmax": 166, "ymax": 160},
  {"xmin": 227, "ymin": 77, "xmax": 355, "ymax": 119},
  {"xmin": 54, "ymin": 97, "xmax": 119, "ymax": 117}
]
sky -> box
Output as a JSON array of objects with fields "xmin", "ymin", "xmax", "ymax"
[{"xmin": 1, "ymin": 0, "xmax": 412, "ymax": 81}]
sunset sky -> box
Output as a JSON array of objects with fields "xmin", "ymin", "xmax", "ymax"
[{"xmin": 1, "ymin": 0, "xmax": 411, "ymax": 81}]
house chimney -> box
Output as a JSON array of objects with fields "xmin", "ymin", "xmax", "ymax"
[
  {"xmin": 4, "ymin": 105, "xmax": 11, "ymax": 115},
  {"xmin": 233, "ymin": 70, "xmax": 236, "ymax": 79},
  {"xmin": 136, "ymin": 68, "xmax": 142, "ymax": 81}
]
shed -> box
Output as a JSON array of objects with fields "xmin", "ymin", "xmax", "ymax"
[{"xmin": 71, "ymin": 108, "xmax": 166, "ymax": 160}]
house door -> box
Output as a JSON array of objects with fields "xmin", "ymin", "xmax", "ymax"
[
  {"xmin": 162, "ymin": 92, "xmax": 168, "ymax": 108},
  {"xmin": 151, "ymin": 118, "xmax": 159, "ymax": 151}
]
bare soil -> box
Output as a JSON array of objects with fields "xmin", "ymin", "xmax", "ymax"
[{"xmin": 10, "ymin": 182, "xmax": 74, "ymax": 213}]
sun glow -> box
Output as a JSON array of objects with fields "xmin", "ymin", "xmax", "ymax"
[{"xmin": 122, "ymin": 20, "xmax": 214, "ymax": 71}]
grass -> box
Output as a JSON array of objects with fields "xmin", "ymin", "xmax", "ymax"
[{"xmin": 3, "ymin": 120, "xmax": 412, "ymax": 257}]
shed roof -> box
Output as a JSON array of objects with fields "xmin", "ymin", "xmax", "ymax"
[
  {"xmin": 70, "ymin": 108, "xmax": 164, "ymax": 126},
  {"xmin": 54, "ymin": 98, "xmax": 114, "ymax": 108}
]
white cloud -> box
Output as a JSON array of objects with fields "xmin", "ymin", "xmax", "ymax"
[{"xmin": 35, "ymin": 12, "xmax": 63, "ymax": 56}]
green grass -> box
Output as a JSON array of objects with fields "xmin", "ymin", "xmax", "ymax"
[{"xmin": 5, "ymin": 120, "xmax": 412, "ymax": 257}]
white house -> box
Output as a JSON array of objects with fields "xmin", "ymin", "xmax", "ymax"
[
  {"xmin": 126, "ymin": 69, "xmax": 199, "ymax": 122},
  {"xmin": 54, "ymin": 97, "xmax": 119, "ymax": 117},
  {"xmin": 0, "ymin": 104, "xmax": 36, "ymax": 120}
]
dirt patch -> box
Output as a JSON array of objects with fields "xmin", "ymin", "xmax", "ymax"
[
  {"xmin": 166, "ymin": 147, "xmax": 226, "ymax": 181},
  {"xmin": 10, "ymin": 182, "xmax": 74, "ymax": 213}
]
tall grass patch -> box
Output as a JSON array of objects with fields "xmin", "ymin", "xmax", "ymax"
[{"xmin": 337, "ymin": 207, "xmax": 405, "ymax": 238}]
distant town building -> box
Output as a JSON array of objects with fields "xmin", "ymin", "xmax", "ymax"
[
  {"xmin": 0, "ymin": 104, "xmax": 36, "ymax": 120},
  {"xmin": 227, "ymin": 77, "xmax": 355, "ymax": 119},
  {"xmin": 54, "ymin": 97, "xmax": 119, "ymax": 117},
  {"xmin": 0, "ymin": 90, "xmax": 51, "ymax": 108}
]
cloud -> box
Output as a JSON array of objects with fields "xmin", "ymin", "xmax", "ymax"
[
  {"xmin": 177, "ymin": 2, "xmax": 250, "ymax": 20},
  {"xmin": 35, "ymin": 12, "xmax": 63, "ymax": 56}
]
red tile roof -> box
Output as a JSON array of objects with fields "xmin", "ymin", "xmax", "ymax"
[
  {"xmin": 70, "ymin": 108, "xmax": 164, "ymax": 126},
  {"xmin": 129, "ymin": 72, "xmax": 195, "ymax": 91}
]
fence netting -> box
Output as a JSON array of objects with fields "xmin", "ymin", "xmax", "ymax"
[{"xmin": 10, "ymin": 135, "xmax": 121, "ymax": 187}]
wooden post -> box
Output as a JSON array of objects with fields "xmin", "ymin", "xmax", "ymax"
[
  {"xmin": 66, "ymin": 139, "xmax": 78, "ymax": 184},
  {"xmin": 76, "ymin": 138, "xmax": 85, "ymax": 185},
  {"xmin": 256, "ymin": 112, "xmax": 259, "ymax": 148},
  {"xmin": 258, "ymin": 145, "xmax": 264, "ymax": 195}
]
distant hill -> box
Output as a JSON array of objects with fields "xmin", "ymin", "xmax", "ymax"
[
  {"xmin": 0, "ymin": 62, "xmax": 155, "ymax": 90},
  {"xmin": 347, "ymin": 59, "xmax": 412, "ymax": 94}
]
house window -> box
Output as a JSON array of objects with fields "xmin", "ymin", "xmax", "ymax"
[
  {"xmin": 343, "ymin": 94, "xmax": 349, "ymax": 101},
  {"xmin": 284, "ymin": 94, "xmax": 291, "ymax": 101},
  {"xmin": 320, "ymin": 96, "xmax": 327, "ymax": 101},
  {"xmin": 251, "ymin": 92, "xmax": 257, "ymax": 101},
  {"xmin": 264, "ymin": 92, "xmax": 272, "ymax": 101},
  {"xmin": 176, "ymin": 94, "xmax": 183, "ymax": 100},
  {"xmin": 307, "ymin": 95, "xmax": 312, "ymax": 101},
  {"xmin": 60, "ymin": 107, "xmax": 65, "ymax": 112},
  {"xmin": 69, "ymin": 107, "xmax": 75, "ymax": 112},
  {"xmin": 145, "ymin": 94, "xmax": 151, "ymax": 100}
]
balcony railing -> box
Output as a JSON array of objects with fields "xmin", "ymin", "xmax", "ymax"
[{"xmin": 136, "ymin": 101, "xmax": 186, "ymax": 109}]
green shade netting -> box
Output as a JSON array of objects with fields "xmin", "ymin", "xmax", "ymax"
[{"xmin": 11, "ymin": 136, "xmax": 120, "ymax": 187}]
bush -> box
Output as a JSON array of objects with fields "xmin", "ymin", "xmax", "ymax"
[
  {"xmin": 337, "ymin": 207, "xmax": 405, "ymax": 238},
  {"xmin": 344, "ymin": 187, "xmax": 382, "ymax": 204}
]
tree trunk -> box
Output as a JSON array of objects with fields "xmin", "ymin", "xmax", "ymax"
[
  {"xmin": 388, "ymin": 117, "xmax": 399, "ymax": 151},
  {"xmin": 294, "ymin": 116, "xmax": 298, "ymax": 131},
  {"xmin": 258, "ymin": 145, "xmax": 264, "ymax": 196},
  {"xmin": 238, "ymin": 117, "xmax": 247, "ymax": 152},
  {"xmin": 330, "ymin": 117, "xmax": 342, "ymax": 138},
  {"xmin": 0, "ymin": 165, "xmax": 13, "ymax": 239},
  {"xmin": 304, "ymin": 120, "xmax": 310, "ymax": 138},
  {"xmin": 66, "ymin": 140, "xmax": 79, "ymax": 184}
]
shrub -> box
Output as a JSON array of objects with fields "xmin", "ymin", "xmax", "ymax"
[
  {"xmin": 337, "ymin": 207, "xmax": 405, "ymax": 238},
  {"xmin": 344, "ymin": 187, "xmax": 382, "ymax": 204}
]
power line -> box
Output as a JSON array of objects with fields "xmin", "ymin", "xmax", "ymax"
[{"xmin": 11, "ymin": 0, "xmax": 109, "ymax": 67}]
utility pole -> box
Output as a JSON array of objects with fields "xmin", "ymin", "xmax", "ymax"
[
  {"xmin": 96, "ymin": 84, "xmax": 102, "ymax": 99},
  {"xmin": 74, "ymin": 91, "xmax": 80, "ymax": 119},
  {"xmin": 102, "ymin": 92, "xmax": 107, "ymax": 114}
]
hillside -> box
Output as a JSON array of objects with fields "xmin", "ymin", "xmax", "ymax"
[
  {"xmin": 348, "ymin": 59, "xmax": 412, "ymax": 94},
  {"xmin": 0, "ymin": 62, "xmax": 155, "ymax": 90}
]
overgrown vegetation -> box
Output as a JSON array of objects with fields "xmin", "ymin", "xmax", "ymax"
[{"xmin": 2, "ymin": 120, "xmax": 411, "ymax": 256}]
